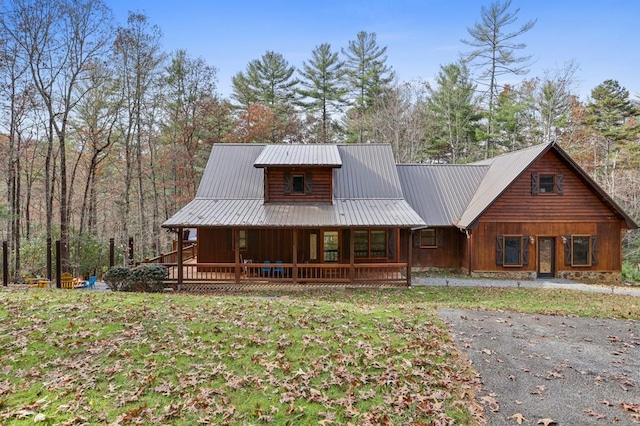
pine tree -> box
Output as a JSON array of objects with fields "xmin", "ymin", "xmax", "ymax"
[
  {"xmin": 297, "ymin": 43, "xmax": 348, "ymax": 143},
  {"xmin": 231, "ymin": 51, "xmax": 299, "ymax": 142},
  {"xmin": 342, "ymin": 31, "xmax": 395, "ymax": 143},
  {"xmin": 462, "ymin": 0, "xmax": 536, "ymax": 157},
  {"xmin": 425, "ymin": 61, "xmax": 480, "ymax": 162}
]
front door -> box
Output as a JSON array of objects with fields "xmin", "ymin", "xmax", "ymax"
[
  {"xmin": 538, "ymin": 237, "xmax": 555, "ymax": 278},
  {"xmin": 322, "ymin": 230, "xmax": 339, "ymax": 263}
]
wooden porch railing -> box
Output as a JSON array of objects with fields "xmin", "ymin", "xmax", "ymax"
[
  {"xmin": 158, "ymin": 262, "xmax": 408, "ymax": 287},
  {"xmin": 145, "ymin": 244, "xmax": 197, "ymax": 264}
]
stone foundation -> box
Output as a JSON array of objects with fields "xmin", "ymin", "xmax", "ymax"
[
  {"xmin": 470, "ymin": 271, "xmax": 537, "ymax": 281},
  {"xmin": 557, "ymin": 270, "xmax": 622, "ymax": 284}
]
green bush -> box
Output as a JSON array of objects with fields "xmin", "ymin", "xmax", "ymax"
[
  {"xmin": 127, "ymin": 264, "xmax": 168, "ymax": 292},
  {"xmin": 622, "ymin": 262, "xmax": 640, "ymax": 283},
  {"xmin": 104, "ymin": 264, "xmax": 167, "ymax": 292},
  {"xmin": 103, "ymin": 266, "xmax": 131, "ymax": 291}
]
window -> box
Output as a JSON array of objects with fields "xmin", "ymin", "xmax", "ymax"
[
  {"xmin": 571, "ymin": 236, "xmax": 591, "ymax": 266},
  {"xmin": 539, "ymin": 175, "xmax": 554, "ymax": 193},
  {"xmin": 354, "ymin": 229, "xmax": 387, "ymax": 258},
  {"xmin": 419, "ymin": 229, "xmax": 437, "ymax": 248},
  {"xmin": 370, "ymin": 230, "xmax": 387, "ymax": 257},
  {"xmin": 496, "ymin": 235, "xmax": 529, "ymax": 267},
  {"xmin": 531, "ymin": 172, "xmax": 563, "ymax": 195},
  {"xmin": 292, "ymin": 174, "xmax": 304, "ymax": 193},
  {"xmin": 233, "ymin": 229, "xmax": 247, "ymax": 251},
  {"xmin": 503, "ymin": 236, "xmax": 523, "ymax": 266}
]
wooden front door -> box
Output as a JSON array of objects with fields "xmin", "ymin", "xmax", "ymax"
[
  {"xmin": 538, "ymin": 237, "xmax": 555, "ymax": 278},
  {"xmin": 322, "ymin": 230, "xmax": 339, "ymax": 263}
]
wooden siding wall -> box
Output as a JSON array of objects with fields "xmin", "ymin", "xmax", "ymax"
[
  {"xmin": 469, "ymin": 149, "xmax": 626, "ymax": 273},
  {"xmin": 481, "ymin": 150, "xmax": 620, "ymax": 222},
  {"xmin": 472, "ymin": 221, "xmax": 622, "ymax": 272},
  {"xmin": 198, "ymin": 228, "xmax": 295, "ymax": 263},
  {"xmin": 197, "ymin": 227, "xmax": 400, "ymax": 264},
  {"xmin": 400, "ymin": 227, "xmax": 466, "ymax": 269},
  {"xmin": 265, "ymin": 167, "xmax": 333, "ymax": 203}
]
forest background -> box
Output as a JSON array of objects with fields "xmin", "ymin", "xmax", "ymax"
[{"xmin": 0, "ymin": 0, "xmax": 638, "ymax": 280}]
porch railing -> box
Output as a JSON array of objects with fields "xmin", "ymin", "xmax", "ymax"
[
  {"xmin": 145, "ymin": 244, "xmax": 197, "ymax": 264},
  {"xmin": 159, "ymin": 261, "xmax": 407, "ymax": 286}
]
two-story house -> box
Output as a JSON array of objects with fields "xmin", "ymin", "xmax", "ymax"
[{"xmin": 162, "ymin": 143, "xmax": 425, "ymax": 287}]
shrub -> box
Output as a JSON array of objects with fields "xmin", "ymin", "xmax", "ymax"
[
  {"xmin": 103, "ymin": 264, "xmax": 168, "ymax": 292},
  {"xmin": 127, "ymin": 264, "xmax": 168, "ymax": 292},
  {"xmin": 622, "ymin": 262, "xmax": 640, "ymax": 283},
  {"xmin": 103, "ymin": 266, "xmax": 131, "ymax": 291}
]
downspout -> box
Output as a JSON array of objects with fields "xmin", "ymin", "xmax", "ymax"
[{"xmin": 465, "ymin": 229, "xmax": 472, "ymax": 276}]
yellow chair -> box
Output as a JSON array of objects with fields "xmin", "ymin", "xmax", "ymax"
[{"xmin": 61, "ymin": 272, "xmax": 75, "ymax": 289}]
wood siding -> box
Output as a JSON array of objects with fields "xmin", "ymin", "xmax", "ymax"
[
  {"xmin": 472, "ymin": 221, "xmax": 622, "ymax": 272},
  {"xmin": 197, "ymin": 227, "xmax": 401, "ymax": 265},
  {"xmin": 401, "ymin": 227, "xmax": 466, "ymax": 269},
  {"xmin": 470, "ymin": 150, "xmax": 626, "ymax": 274},
  {"xmin": 480, "ymin": 150, "xmax": 621, "ymax": 223},
  {"xmin": 265, "ymin": 167, "xmax": 333, "ymax": 203}
]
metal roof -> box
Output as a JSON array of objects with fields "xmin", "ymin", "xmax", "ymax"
[
  {"xmin": 253, "ymin": 144, "xmax": 342, "ymax": 168},
  {"xmin": 163, "ymin": 143, "xmax": 426, "ymax": 228},
  {"xmin": 397, "ymin": 164, "xmax": 489, "ymax": 227},
  {"xmin": 163, "ymin": 199, "xmax": 424, "ymax": 227},
  {"xmin": 457, "ymin": 143, "xmax": 551, "ymax": 228}
]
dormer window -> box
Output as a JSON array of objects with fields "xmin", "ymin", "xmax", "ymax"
[{"xmin": 292, "ymin": 174, "xmax": 305, "ymax": 193}]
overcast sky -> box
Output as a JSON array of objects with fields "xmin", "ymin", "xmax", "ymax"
[{"xmin": 105, "ymin": 0, "xmax": 640, "ymax": 101}]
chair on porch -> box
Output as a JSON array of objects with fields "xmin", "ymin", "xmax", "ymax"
[
  {"xmin": 272, "ymin": 260, "xmax": 284, "ymax": 278},
  {"xmin": 260, "ymin": 260, "xmax": 271, "ymax": 277}
]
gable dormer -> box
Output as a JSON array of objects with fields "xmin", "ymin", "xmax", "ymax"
[{"xmin": 254, "ymin": 145, "xmax": 342, "ymax": 203}]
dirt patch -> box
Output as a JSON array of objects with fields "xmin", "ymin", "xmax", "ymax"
[{"xmin": 438, "ymin": 308, "xmax": 640, "ymax": 425}]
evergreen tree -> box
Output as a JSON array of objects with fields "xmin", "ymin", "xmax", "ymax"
[
  {"xmin": 342, "ymin": 31, "xmax": 395, "ymax": 143},
  {"xmin": 462, "ymin": 0, "xmax": 536, "ymax": 157},
  {"xmin": 297, "ymin": 43, "xmax": 348, "ymax": 143},
  {"xmin": 585, "ymin": 79, "xmax": 640, "ymax": 175},
  {"xmin": 425, "ymin": 61, "xmax": 480, "ymax": 163},
  {"xmin": 231, "ymin": 51, "xmax": 299, "ymax": 142}
]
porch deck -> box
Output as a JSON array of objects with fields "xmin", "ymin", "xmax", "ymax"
[
  {"xmin": 158, "ymin": 261, "xmax": 408, "ymax": 292},
  {"xmin": 145, "ymin": 242, "xmax": 411, "ymax": 292}
]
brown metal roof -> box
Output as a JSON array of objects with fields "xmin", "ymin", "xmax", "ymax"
[
  {"xmin": 163, "ymin": 143, "xmax": 425, "ymax": 228},
  {"xmin": 398, "ymin": 164, "xmax": 489, "ymax": 227},
  {"xmin": 253, "ymin": 144, "xmax": 342, "ymax": 168},
  {"xmin": 162, "ymin": 199, "xmax": 424, "ymax": 227},
  {"xmin": 458, "ymin": 143, "xmax": 550, "ymax": 228}
]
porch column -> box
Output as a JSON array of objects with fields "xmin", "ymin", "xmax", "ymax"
[
  {"xmin": 467, "ymin": 230, "xmax": 472, "ymax": 276},
  {"xmin": 406, "ymin": 229, "xmax": 413, "ymax": 287},
  {"xmin": 234, "ymin": 229, "xmax": 240, "ymax": 283},
  {"xmin": 177, "ymin": 227, "xmax": 184, "ymax": 288},
  {"xmin": 350, "ymin": 228, "xmax": 355, "ymax": 284},
  {"xmin": 292, "ymin": 228, "xmax": 298, "ymax": 285}
]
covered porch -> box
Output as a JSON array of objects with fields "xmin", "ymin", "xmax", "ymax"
[{"xmin": 152, "ymin": 226, "xmax": 415, "ymax": 290}]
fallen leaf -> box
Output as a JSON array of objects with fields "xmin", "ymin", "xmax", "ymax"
[
  {"xmin": 33, "ymin": 413, "xmax": 47, "ymax": 422},
  {"xmin": 509, "ymin": 412, "xmax": 527, "ymax": 424},
  {"xmin": 537, "ymin": 418, "xmax": 557, "ymax": 425}
]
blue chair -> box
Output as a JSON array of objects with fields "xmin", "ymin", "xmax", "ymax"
[
  {"xmin": 260, "ymin": 260, "xmax": 271, "ymax": 277},
  {"xmin": 273, "ymin": 260, "xmax": 284, "ymax": 277},
  {"xmin": 77, "ymin": 275, "xmax": 97, "ymax": 289}
]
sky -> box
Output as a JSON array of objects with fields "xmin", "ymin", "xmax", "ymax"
[{"xmin": 105, "ymin": 0, "xmax": 639, "ymax": 102}]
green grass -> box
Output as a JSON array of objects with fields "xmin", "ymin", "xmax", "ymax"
[{"xmin": 0, "ymin": 285, "xmax": 638, "ymax": 424}]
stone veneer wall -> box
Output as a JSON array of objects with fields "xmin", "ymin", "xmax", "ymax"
[{"xmin": 557, "ymin": 270, "xmax": 622, "ymax": 284}]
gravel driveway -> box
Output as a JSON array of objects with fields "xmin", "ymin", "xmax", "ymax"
[{"xmin": 438, "ymin": 308, "xmax": 640, "ymax": 425}]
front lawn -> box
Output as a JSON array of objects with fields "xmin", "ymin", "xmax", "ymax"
[{"xmin": 0, "ymin": 286, "xmax": 637, "ymax": 424}]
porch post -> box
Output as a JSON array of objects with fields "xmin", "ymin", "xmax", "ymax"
[
  {"xmin": 406, "ymin": 229, "xmax": 413, "ymax": 287},
  {"xmin": 349, "ymin": 228, "xmax": 355, "ymax": 284},
  {"xmin": 177, "ymin": 227, "xmax": 184, "ymax": 288},
  {"xmin": 467, "ymin": 230, "xmax": 472, "ymax": 276},
  {"xmin": 234, "ymin": 229, "xmax": 240, "ymax": 283},
  {"xmin": 292, "ymin": 228, "xmax": 298, "ymax": 285}
]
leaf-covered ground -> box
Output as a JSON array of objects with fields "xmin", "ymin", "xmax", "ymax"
[{"xmin": 0, "ymin": 288, "xmax": 484, "ymax": 425}]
